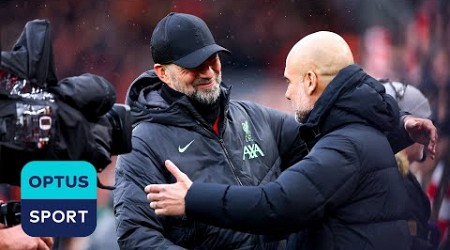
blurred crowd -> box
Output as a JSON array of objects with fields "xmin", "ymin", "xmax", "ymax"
[{"xmin": 0, "ymin": 0, "xmax": 449, "ymax": 249}]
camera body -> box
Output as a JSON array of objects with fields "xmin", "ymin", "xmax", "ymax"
[
  {"xmin": 0, "ymin": 71, "xmax": 132, "ymax": 186},
  {"xmin": 0, "ymin": 19, "xmax": 132, "ymax": 186}
]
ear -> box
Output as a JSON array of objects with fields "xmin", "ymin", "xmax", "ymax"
[
  {"xmin": 305, "ymin": 70, "xmax": 318, "ymax": 95},
  {"xmin": 154, "ymin": 64, "xmax": 170, "ymax": 84}
]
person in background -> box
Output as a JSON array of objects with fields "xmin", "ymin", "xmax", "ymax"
[
  {"xmin": 145, "ymin": 31, "xmax": 432, "ymax": 250},
  {"xmin": 383, "ymin": 80, "xmax": 440, "ymax": 250}
]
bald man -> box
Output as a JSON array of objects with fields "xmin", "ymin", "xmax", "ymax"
[{"xmin": 145, "ymin": 31, "xmax": 418, "ymax": 249}]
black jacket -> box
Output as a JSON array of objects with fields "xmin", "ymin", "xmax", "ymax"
[
  {"xmin": 184, "ymin": 65, "xmax": 411, "ymax": 250},
  {"xmin": 404, "ymin": 171, "xmax": 437, "ymax": 250},
  {"xmin": 113, "ymin": 70, "xmax": 306, "ymax": 249}
]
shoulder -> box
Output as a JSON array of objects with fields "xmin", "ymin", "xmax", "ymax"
[
  {"xmin": 319, "ymin": 124, "xmax": 395, "ymax": 167},
  {"xmin": 229, "ymin": 100, "xmax": 288, "ymax": 118},
  {"xmin": 131, "ymin": 121, "xmax": 173, "ymax": 146}
]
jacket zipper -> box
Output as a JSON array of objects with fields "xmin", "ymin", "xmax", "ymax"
[
  {"xmin": 197, "ymin": 121, "xmax": 243, "ymax": 186},
  {"xmin": 218, "ymin": 138, "xmax": 243, "ymax": 186}
]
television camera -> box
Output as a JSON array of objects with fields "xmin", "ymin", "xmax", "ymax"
[{"xmin": 0, "ymin": 19, "xmax": 132, "ymax": 227}]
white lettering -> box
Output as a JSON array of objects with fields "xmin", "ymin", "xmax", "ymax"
[
  {"xmin": 30, "ymin": 210, "xmax": 40, "ymax": 223},
  {"xmin": 28, "ymin": 210, "xmax": 89, "ymax": 223},
  {"xmin": 52, "ymin": 210, "xmax": 65, "ymax": 223}
]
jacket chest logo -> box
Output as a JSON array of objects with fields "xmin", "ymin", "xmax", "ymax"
[
  {"xmin": 242, "ymin": 120, "xmax": 265, "ymax": 160},
  {"xmin": 178, "ymin": 139, "xmax": 195, "ymax": 153},
  {"xmin": 243, "ymin": 144, "xmax": 265, "ymax": 160}
]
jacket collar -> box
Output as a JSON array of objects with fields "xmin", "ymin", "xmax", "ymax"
[
  {"xmin": 126, "ymin": 70, "xmax": 231, "ymax": 131},
  {"xmin": 299, "ymin": 64, "xmax": 399, "ymax": 144}
]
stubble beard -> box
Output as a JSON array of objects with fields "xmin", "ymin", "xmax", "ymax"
[{"xmin": 295, "ymin": 106, "xmax": 313, "ymax": 123}]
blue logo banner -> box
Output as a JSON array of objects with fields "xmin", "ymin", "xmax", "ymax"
[{"xmin": 21, "ymin": 161, "xmax": 97, "ymax": 237}]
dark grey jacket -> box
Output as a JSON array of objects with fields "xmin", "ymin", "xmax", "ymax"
[
  {"xmin": 184, "ymin": 65, "xmax": 412, "ymax": 250},
  {"xmin": 113, "ymin": 70, "xmax": 306, "ymax": 249}
]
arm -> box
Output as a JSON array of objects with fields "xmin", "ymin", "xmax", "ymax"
[
  {"xmin": 388, "ymin": 112, "xmax": 437, "ymax": 159},
  {"xmin": 186, "ymin": 135, "xmax": 359, "ymax": 234},
  {"xmin": 382, "ymin": 91, "xmax": 437, "ymax": 158},
  {"xmin": 387, "ymin": 111, "xmax": 413, "ymax": 153},
  {"xmin": 147, "ymin": 134, "xmax": 359, "ymax": 235},
  {"xmin": 113, "ymin": 135, "xmax": 186, "ymax": 250}
]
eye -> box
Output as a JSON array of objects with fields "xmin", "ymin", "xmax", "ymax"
[{"xmin": 284, "ymin": 77, "xmax": 291, "ymax": 85}]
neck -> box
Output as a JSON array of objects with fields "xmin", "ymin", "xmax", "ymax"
[{"xmin": 190, "ymin": 96, "xmax": 221, "ymax": 126}]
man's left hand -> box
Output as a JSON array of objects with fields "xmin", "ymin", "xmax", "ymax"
[{"xmin": 404, "ymin": 115, "xmax": 438, "ymax": 160}]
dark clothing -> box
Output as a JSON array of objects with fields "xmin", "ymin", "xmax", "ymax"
[
  {"xmin": 113, "ymin": 70, "xmax": 306, "ymax": 249},
  {"xmin": 160, "ymin": 83, "xmax": 221, "ymax": 128},
  {"xmin": 404, "ymin": 172, "xmax": 437, "ymax": 250},
  {"xmin": 184, "ymin": 64, "xmax": 411, "ymax": 250}
]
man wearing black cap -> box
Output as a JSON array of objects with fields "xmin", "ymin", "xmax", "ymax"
[
  {"xmin": 113, "ymin": 12, "xmax": 305, "ymax": 249},
  {"xmin": 114, "ymin": 13, "xmax": 437, "ymax": 249}
]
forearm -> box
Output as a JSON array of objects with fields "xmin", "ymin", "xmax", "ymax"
[
  {"xmin": 185, "ymin": 140, "xmax": 358, "ymax": 234},
  {"xmin": 387, "ymin": 112, "xmax": 414, "ymax": 153},
  {"xmin": 185, "ymin": 181, "xmax": 318, "ymax": 235}
]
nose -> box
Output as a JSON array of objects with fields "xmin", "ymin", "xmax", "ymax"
[
  {"xmin": 285, "ymin": 87, "xmax": 291, "ymax": 101},
  {"xmin": 197, "ymin": 65, "xmax": 215, "ymax": 79}
]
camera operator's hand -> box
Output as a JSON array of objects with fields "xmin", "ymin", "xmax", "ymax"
[{"xmin": 0, "ymin": 224, "xmax": 53, "ymax": 250}]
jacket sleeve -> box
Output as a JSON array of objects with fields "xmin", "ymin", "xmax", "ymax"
[
  {"xmin": 185, "ymin": 134, "xmax": 359, "ymax": 235},
  {"xmin": 113, "ymin": 135, "xmax": 186, "ymax": 250},
  {"xmin": 386, "ymin": 111, "xmax": 414, "ymax": 153}
]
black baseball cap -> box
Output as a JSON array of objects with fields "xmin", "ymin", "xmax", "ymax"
[{"xmin": 151, "ymin": 12, "xmax": 231, "ymax": 69}]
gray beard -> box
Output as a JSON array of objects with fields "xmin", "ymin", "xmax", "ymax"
[
  {"xmin": 168, "ymin": 70, "xmax": 222, "ymax": 105},
  {"xmin": 190, "ymin": 77, "xmax": 221, "ymax": 105}
]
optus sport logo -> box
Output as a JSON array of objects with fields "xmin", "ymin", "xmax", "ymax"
[{"xmin": 21, "ymin": 161, "xmax": 97, "ymax": 237}]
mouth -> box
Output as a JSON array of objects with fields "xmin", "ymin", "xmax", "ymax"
[{"xmin": 194, "ymin": 80, "xmax": 215, "ymax": 89}]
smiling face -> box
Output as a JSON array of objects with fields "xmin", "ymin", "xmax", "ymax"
[{"xmin": 156, "ymin": 54, "xmax": 222, "ymax": 105}]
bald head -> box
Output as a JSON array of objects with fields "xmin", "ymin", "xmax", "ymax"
[
  {"xmin": 284, "ymin": 31, "xmax": 354, "ymax": 122},
  {"xmin": 286, "ymin": 31, "xmax": 354, "ymax": 87}
]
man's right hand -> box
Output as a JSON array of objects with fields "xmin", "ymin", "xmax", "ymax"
[
  {"xmin": 0, "ymin": 224, "xmax": 53, "ymax": 250},
  {"xmin": 145, "ymin": 160, "xmax": 193, "ymax": 216}
]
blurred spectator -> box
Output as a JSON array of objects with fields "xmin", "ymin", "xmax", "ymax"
[{"xmin": 383, "ymin": 80, "xmax": 440, "ymax": 250}]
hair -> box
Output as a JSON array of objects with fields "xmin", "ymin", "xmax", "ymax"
[{"xmin": 395, "ymin": 152, "xmax": 410, "ymax": 176}]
